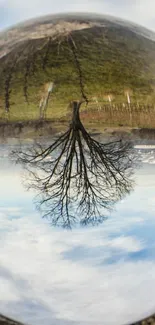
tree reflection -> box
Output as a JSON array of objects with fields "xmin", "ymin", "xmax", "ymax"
[{"xmin": 13, "ymin": 101, "xmax": 135, "ymax": 228}]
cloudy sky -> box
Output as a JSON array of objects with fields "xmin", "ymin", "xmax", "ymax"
[
  {"xmin": 0, "ymin": 0, "xmax": 155, "ymax": 31},
  {"xmin": 1, "ymin": 145, "xmax": 155, "ymax": 324}
]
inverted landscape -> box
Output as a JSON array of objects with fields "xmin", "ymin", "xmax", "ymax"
[{"xmin": 1, "ymin": 12, "xmax": 155, "ymax": 325}]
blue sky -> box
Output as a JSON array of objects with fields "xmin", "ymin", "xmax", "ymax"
[
  {"xmin": 0, "ymin": 0, "xmax": 155, "ymax": 31},
  {"xmin": 1, "ymin": 147, "xmax": 155, "ymax": 324}
]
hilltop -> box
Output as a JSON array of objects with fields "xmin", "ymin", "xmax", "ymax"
[{"xmin": 0, "ymin": 13, "xmax": 155, "ymax": 121}]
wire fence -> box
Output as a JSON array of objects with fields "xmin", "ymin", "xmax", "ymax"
[{"xmin": 81, "ymin": 103, "xmax": 155, "ymax": 127}]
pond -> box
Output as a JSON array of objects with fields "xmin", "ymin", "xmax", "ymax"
[{"xmin": 0, "ymin": 139, "xmax": 155, "ymax": 325}]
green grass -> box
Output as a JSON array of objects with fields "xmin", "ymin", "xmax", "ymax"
[{"xmin": 1, "ymin": 23, "xmax": 155, "ymax": 121}]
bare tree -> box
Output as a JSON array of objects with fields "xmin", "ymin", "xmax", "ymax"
[
  {"xmin": 5, "ymin": 29, "xmax": 135, "ymax": 227},
  {"xmin": 67, "ymin": 34, "xmax": 89, "ymax": 105},
  {"xmin": 13, "ymin": 100, "xmax": 135, "ymax": 228}
]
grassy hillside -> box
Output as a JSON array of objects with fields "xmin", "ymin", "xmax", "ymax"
[{"xmin": 0, "ymin": 15, "xmax": 155, "ymax": 121}]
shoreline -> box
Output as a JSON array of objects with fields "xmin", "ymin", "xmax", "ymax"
[{"xmin": 0, "ymin": 119, "xmax": 155, "ymax": 143}]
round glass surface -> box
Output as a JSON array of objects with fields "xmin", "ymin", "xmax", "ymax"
[{"xmin": 0, "ymin": 13, "xmax": 155, "ymax": 325}]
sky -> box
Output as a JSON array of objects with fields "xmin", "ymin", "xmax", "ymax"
[
  {"xmin": 0, "ymin": 0, "xmax": 155, "ymax": 31},
  {"xmin": 1, "ymin": 145, "xmax": 155, "ymax": 324}
]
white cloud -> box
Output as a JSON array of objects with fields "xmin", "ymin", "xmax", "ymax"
[
  {"xmin": 0, "ymin": 147, "xmax": 155, "ymax": 324},
  {"xmin": 1, "ymin": 0, "xmax": 155, "ymax": 31},
  {"xmin": 0, "ymin": 279, "xmax": 20, "ymax": 302},
  {"xmin": 0, "ymin": 201, "xmax": 152, "ymax": 325},
  {"xmin": 0, "ymin": 211, "xmax": 153, "ymax": 325}
]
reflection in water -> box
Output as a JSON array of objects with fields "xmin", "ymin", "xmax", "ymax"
[{"xmin": 13, "ymin": 102, "xmax": 135, "ymax": 227}]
